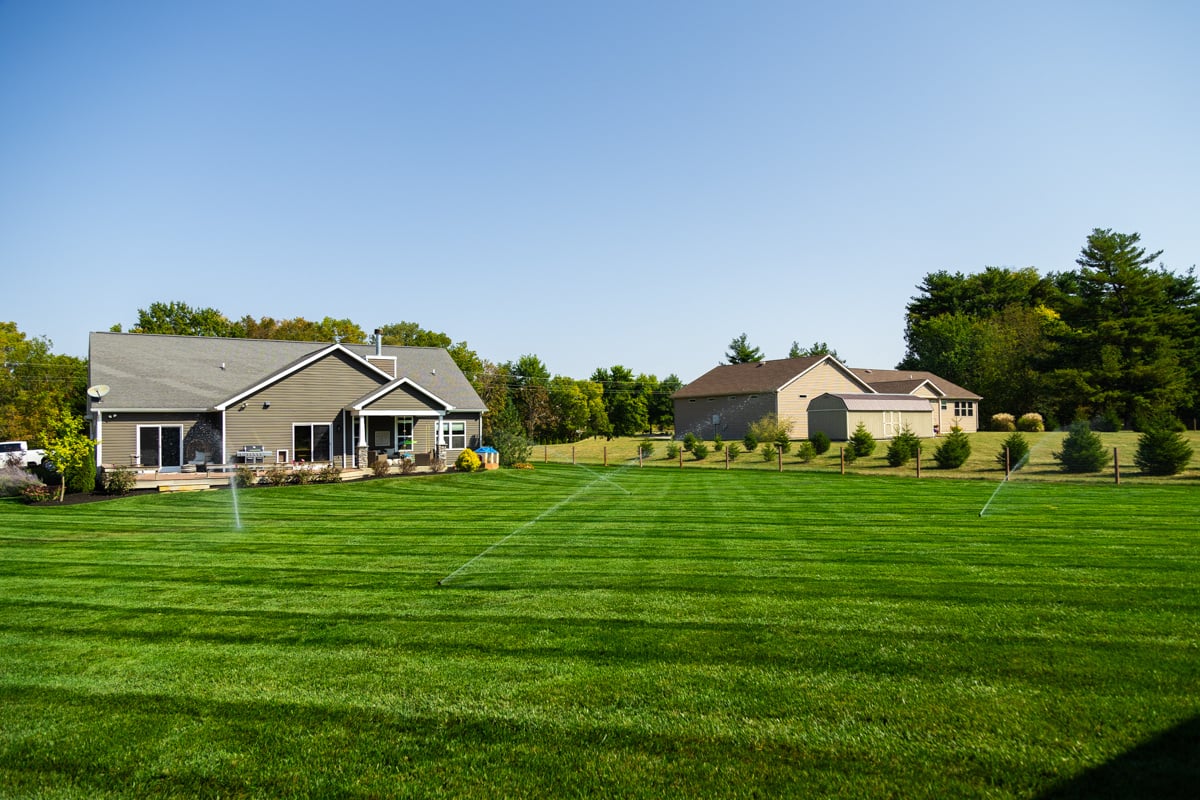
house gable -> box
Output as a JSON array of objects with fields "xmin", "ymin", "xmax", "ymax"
[
  {"xmin": 215, "ymin": 343, "xmax": 393, "ymax": 411},
  {"xmin": 351, "ymin": 378, "xmax": 453, "ymax": 415}
]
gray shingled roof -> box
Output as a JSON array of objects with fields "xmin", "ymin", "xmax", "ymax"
[
  {"xmin": 88, "ymin": 332, "xmax": 485, "ymax": 411},
  {"xmin": 851, "ymin": 368, "xmax": 981, "ymax": 400}
]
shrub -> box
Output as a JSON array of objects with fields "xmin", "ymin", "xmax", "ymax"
[
  {"xmin": 995, "ymin": 432, "xmax": 1030, "ymax": 471},
  {"xmin": 430, "ymin": 455, "xmax": 447, "ymax": 474},
  {"xmin": 1016, "ymin": 413, "xmax": 1045, "ymax": 433},
  {"xmin": 743, "ymin": 433, "xmax": 758, "ymax": 452},
  {"xmin": 491, "ymin": 429, "xmax": 533, "ymax": 467},
  {"xmin": 399, "ymin": 457, "xmax": 417, "ymax": 475},
  {"xmin": 712, "ymin": 434, "xmax": 723, "ymax": 450},
  {"xmin": 849, "ymin": 423, "xmax": 876, "ymax": 458},
  {"xmin": 885, "ymin": 426, "xmax": 921, "ymax": 467},
  {"xmin": 292, "ymin": 467, "xmax": 314, "ymax": 485},
  {"xmin": 20, "ymin": 483, "xmax": 53, "ymax": 504},
  {"xmin": 726, "ymin": 442, "xmax": 741, "ymax": 461},
  {"xmin": 0, "ymin": 467, "xmax": 43, "ymax": 498},
  {"xmin": 774, "ymin": 431, "xmax": 791, "ymax": 454},
  {"xmin": 232, "ymin": 465, "xmax": 257, "ymax": 487},
  {"xmin": 794, "ymin": 440, "xmax": 816, "ymax": 463},
  {"xmin": 691, "ymin": 442, "xmax": 709, "ymax": 460},
  {"xmin": 747, "ymin": 413, "xmax": 793, "ymax": 449},
  {"xmin": 989, "ymin": 413, "xmax": 1016, "ymax": 432},
  {"xmin": 682, "ymin": 433, "xmax": 698, "ymax": 453},
  {"xmin": 760, "ymin": 443, "xmax": 777, "ymax": 462},
  {"xmin": 809, "ymin": 431, "xmax": 831, "ymax": 455},
  {"xmin": 265, "ymin": 463, "xmax": 292, "ymax": 486},
  {"xmin": 665, "ymin": 442, "xmax": 681, "ymax": 460},
  {"xmin": 638, "ymin": 439, "xmax": 655, "ymax": 459},
  {"xmin": 1134, "ymin": 428, "xmax": 1194, "ymax": 476},
  {"xmin": 102, "ymin": 465, "xmax": 137, "ymax": 495},
  {"xmin": 317, "ymin": 464, "xmax": 342, "ymax": 483},
  {"xmin": 933, "ymin": 425, "xmax": 972, "ymax": 469},
  {"xmin": 841, "ymin": 442, "xmax": 858, "ymax": 463},
  {"xmin": 1053, "ymin": 422, "xmax": 1107, "ymax": 473},
  {"xmin": 66, "ymin": 447, "xmax": 96, "ymax": 495},
  {"xmin": 456, "ymin": 449, "xmax": 482, "ymax": 472}
]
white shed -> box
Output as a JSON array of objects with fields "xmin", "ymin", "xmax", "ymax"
[{"xmin": 807, "ymin": 393, "xmax": 935, "ymax": 441}]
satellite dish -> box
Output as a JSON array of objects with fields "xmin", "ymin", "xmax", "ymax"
[{"xmin": 87, "ymin": 385, "xmax": 110, "ymax": 400}]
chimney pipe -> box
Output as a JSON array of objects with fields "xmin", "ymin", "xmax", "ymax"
[{"xmin": 374, "ymin": 328, "xmax": 382, "ymax": 356}]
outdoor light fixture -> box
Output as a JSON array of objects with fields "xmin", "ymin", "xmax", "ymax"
[
  {"xmin": 262, "ymin": 401, "xmax": 271, "ymax": 409},
  {"xmin": 239, "ymin": 403, "xmax": 247, "ymax": 411}
]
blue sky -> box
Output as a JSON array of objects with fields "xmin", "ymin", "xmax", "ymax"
[{"xmin": 3, "ymin": 1, "xmax": 1197, "ymax": 383}]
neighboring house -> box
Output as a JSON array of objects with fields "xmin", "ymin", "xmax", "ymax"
[
  {"xmin": 850, "ymin": 368, "xmax": 982, "ymax": 433},
  {"xmin": 672, "ymin": 356, "xmax": 982, "ymax": 441},
  {"xmin": 672, "ymin": 356, "xmax": 875, "ymax": 441},
  {"xmin": 87, "ymin": 332, "xmax": 486, "ymax": 471},
  {"xmin": 807, "ymin": 393, "xmax": 935, "ymax": 441}
]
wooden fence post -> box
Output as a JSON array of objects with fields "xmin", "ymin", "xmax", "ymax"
[
  {"xmin": 544, "ymin": 445, "xmax": 547, "ymax": 463},
  {"xmin": 725, "ymin": 446, "xmax": 729, "ymax": 470},
  {"xmin": 840, "ymin": 447, "xmax": 845, "ymax": 475},
  {"xmin": 777, "ymin": 446, "xmax": 782, "ymax": 472},
  {"xmin": 679, "ymin": 447, "xmax": 683, "ymax": 468},
  {"xmin": 1005, "ymin": 447, "xmax": 1010, "ymax": 478},
  {"xmin": 604, "ymin": 446, "xmax": 607, "ymax": 467},
  {"xmin": 1114, "ymin": 447, "xmax": 1120, "ymax": 485},
  {"xmin": 916, "ymin": 446, "xmax": 921, "ymax": 478},
  {"xmin": 572, "ymin": 446, "xmax": 575, "ymax": 466}
]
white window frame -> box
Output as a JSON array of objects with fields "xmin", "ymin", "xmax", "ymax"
[
  {"xmin": 441, "ymin": 421, "xmax": 466, "ymax": 450},
  {"xmin": 293, "ymin": 423, "xmax": 333, "ymax": 463},
  {"xmin": 395, "ymin": 416, "xmax": 414, "ymax": 452}
]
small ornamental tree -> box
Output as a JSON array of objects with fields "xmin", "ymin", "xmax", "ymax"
[
  {"xmin": 1052, "ymin": 421, "xmax": 1107, "ymax": 473},
  {"xmin": 809, "ymin": 431, "xmax": 831, "ymax": 455},
  {"xmin": 760, "ymin": 443, "xmax": 776, "ymax": 462},
  {"xmin": 841, "ymin": 442, "xmax": 859, "ymax": 463},
  {"xmin": 726, "ymin": 442, "xmax": 741, "ymax": 461},
  {"xmin": 794, "ymin": 440, "xmax": 816, "ymax": 463},
  {"xmin": 682, "ymin": 432, "xmax": 698, "ymax": 453},
  {"xmin": 743, "ymin": 433, "xmax": 758, "ymax": 452},
  {"xmin": 691, "ymin": 442, "xmax": 709, "ymax": 460},
  {"xmin": 1134, "ymin": 427, "xmax": 1193, "ymax": 476},
  {"xmin": 774, "ymin": 431, "xmax": 791, "ymax": 454},
  {"xmin": 491, "ymin": 429, "xmax": 533, "ymax": 467},
  {"xmin": 712, "ymin": 434, "xmax": 724, "ymax": 450},
  {"xmin": 885, "ymin": 426, "xmax": 921, "ymax": 467},
  {"xmin": 933, "ymin": 425, "xmax": 972, "ymax": 469},
  {"xmin": 41, "ymin": 409, "xmax": 98, "ymax": 502},
  {"xmin": 665, "ymin": 442, "xmax": 681, "ymax": 460},
  {"xmin": 995, "ymin": 432, "xmax": 1030, "ymax": 471},
  {"xmin": 638, "ymin": 439, "xmax": 655, "ymax": 459},
  {"xmin": 849, "ymin": 422, "xmax": 876, "ymax": 458}
]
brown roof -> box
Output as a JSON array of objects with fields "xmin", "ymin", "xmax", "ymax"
[
  {"xmin": 851, "ymin": 368, "xmax": 981, "ymax": 400},
  {"xmin": 673, "ymin": 356, "xmax": 867, "ymax": 399}
]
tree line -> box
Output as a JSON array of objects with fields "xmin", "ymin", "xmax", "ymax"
[
  {"xmin": 899, "ymin": 228, "xmax": 1198, "ymax": 430},
  {"xmin": 3, "ymin": 227, "xmax": 1195, "ymax": 454}
]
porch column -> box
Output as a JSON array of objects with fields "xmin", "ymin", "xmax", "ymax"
[{"xmin": 355, "ymin": 414, "xmax": 368, "ymax": 469}]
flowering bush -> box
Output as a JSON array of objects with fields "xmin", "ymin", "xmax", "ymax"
[{"xmin": 455, "ymin": 449, "xmax": 482, "ymax": 472}]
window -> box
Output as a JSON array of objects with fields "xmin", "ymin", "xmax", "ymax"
[
  {"xmin": 441, "ymin": 421, "xmax": 466, "ymax": 450},
  {"xmin": 137, "ymin": 425, "xmax": 182, "ymax": 468},
  {"xmin": 395, "ymin": 417, "xmax": 414, "ymax": 451},
  {"xmin": 953, "ymin": 401, "xmax": 974, "ymax": 418},
  {"xmin": 293, "ymin": 423, "xmax": 332, "ymax": 462}
]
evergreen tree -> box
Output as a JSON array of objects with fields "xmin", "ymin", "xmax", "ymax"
[
  {"xmin": 849, "ymin": 422, "xmax": 876, "ymax": 458},
  {"xmin": 1134, "ymin": 427, "xmax": 1193, "ymax": 476},
  {"xmin": 725, "ymin": 333, "xmax": 763, "ymax": 364},
  {"xmin": 886, "ymin": 426, "xmax": 921, "ymax": 467},
  {"xmin": 995, "ymin": 432, "xmax": 1030, "ymax": 470},
  {"xmin": 1052, "ymin": 421, "xmax": 1107, "ymax": 473},
  {"xmin": 933, "ymin": 425, "xmax": 972, "ymax": 469}
]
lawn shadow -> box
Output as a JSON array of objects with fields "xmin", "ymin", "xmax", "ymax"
[{"xmin": 1038, "ymin": 714, "xmax": 1200, "ymax": 800}]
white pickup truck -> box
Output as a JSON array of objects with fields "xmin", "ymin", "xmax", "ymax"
[{"xmin": 0, "ymin": 441, "xmax": 46, "ymax": 468}]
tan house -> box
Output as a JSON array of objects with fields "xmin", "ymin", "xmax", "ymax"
[
  {"xmin": 87, "ymin": 332, "xmax": 485, "ymax": 472},
  {"xmin": 672, "ymin": 356, "xmax": 982, "ymax": 441},
  {"xmin": 850, "ymin": 368, "xmax": 982, "ymax": 433},
  {"xmin": 672, "ymin": 356, "xmax": 875, "ymax": 441}
]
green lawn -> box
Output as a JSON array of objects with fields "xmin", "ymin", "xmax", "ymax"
[
  {"xmin": 1, "ymin": 466, "xmax": 1197, "ymax": 798},
  {"xmin": 540, "ymin": 430, "xmax": 1200, "ymax": 483}
]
